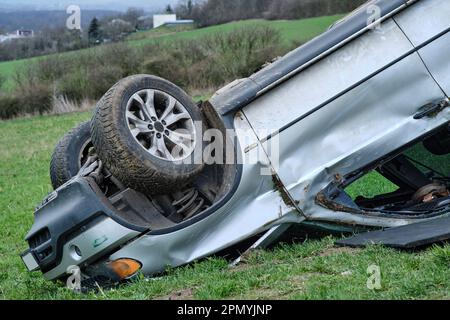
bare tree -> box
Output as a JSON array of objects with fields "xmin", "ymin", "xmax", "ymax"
[
  {"xmin": 166, "ymin": 4, "xmax": 174, "ymax": 14},
  {"xmin": 121, "ymin": 7, "xmax": 145, "ymax": 29},
  {"xmin": 102, "ymin": 19, "xmax": 134, "ymax": 41},
  {"xmin": 174, "ymin": 0, "xmax": 367, "ymax": 26}
]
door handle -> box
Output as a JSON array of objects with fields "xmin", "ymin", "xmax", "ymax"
[{"xmin": 414, "ymin": 99, "xmax": 449, "ymax": 120}]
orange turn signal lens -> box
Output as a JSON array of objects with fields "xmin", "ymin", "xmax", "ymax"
[{"xmin": 108, "ymin": 259, "xmax": 142, "ymax": 280}]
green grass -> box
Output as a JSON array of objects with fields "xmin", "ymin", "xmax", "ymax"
[
  {"xmin": 127, "ymin": 24, "xmax": 196, "ymax": 41},
  {"xmin": 0, "ymin": 15, "xmax": 343, "ymax": 93},
  {"xmin": 0, "ymin": 58, "xmax": 27, "ymax": 91},
  {"xmin": 346, "ymin": 171, "xmax": 399, "ymax": 200},
  {"xmin": 345, "ymin": 143, "xmax": 450, "ymax": 200},
  {"xmin": 128, "ymin": 15, "xmax": 343, "ymax": 47},
  {"xmin": 0, "ymin": 112, "xmax": 449, "ymax": 300}
]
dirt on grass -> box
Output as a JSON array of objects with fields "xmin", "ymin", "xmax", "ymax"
[{"xmin": 154, "ymin": 288, "xmax": 195, "ymax": 300}]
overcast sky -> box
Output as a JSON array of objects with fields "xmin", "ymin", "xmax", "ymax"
[{"xmin": 0, "ymin": 0, "xmax": 179, "ymax": 11}]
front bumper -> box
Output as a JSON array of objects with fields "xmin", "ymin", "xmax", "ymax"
[{"xmin": 22, "ymin": 177, "xmax": 141, "ymax": 280}]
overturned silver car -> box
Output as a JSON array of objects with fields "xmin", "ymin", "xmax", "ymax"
[{"xmin": 22, "ymin": 0, "xmax": 450, "ymax": 287}]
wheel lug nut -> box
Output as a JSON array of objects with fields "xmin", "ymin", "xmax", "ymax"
[
  {"xmin": 151, "ymin": 117, "xmax": 157, "ymax": 122},
  {"xmin": 148, "ymin": 124, "xmax": 154, "ymax": 130},
  {"xmin": 162, "ymin": 120, "xmax": 167, "ymax": 125},
  {"xmin": 157, "ymin": 133, "xmax": 162, "ymax": 139},
  {"xmin": 164, "ymin": 130, "xmax": 170, "ymax": 136}
]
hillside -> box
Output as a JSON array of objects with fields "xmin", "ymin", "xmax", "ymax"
[
  {"xmin": 128, "ymin": 15, "xmax": 343, "ymax": 46},
  {"xmin": 0, "ymin": 15, "xmax": 344, "ymax": 91}
]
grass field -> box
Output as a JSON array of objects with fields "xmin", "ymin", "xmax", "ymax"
[
  {"xmin": 0, "ymin": 15, "xmax": 343, "ymax": 92},
  {"xmin": 0, "ymin": 14, "xmax": 449, "ymax": 300},
  {"xmin": 128, "ymin": 15, "xmax": 344, "ymax": 46},
  {"xmin": 0, "ymin": 112, "xmax": 449, "ymax": 300},
  {"xmin": 0, "ymin": 59, "xmax": 27, "ymax": 91}
]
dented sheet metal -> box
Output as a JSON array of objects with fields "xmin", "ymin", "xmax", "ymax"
[
  {"xmin": 243, "ymin": 18, "xmax": 414, "ymax": 137},
  {"xmin": 257, "ymin": 52, "xmax": 448, "ymax": 228}
]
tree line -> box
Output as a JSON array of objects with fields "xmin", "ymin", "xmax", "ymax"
[
  {"xmin": 0, "ymin": 8, "xmax": 146, "ymax": 62},
  {"xmin": 176, "ymin": 0, "xmax": 367, "ymax": 27},
  {"xmin": 0, "ymin": 1, "xmax": 367, "ymax": 62}
]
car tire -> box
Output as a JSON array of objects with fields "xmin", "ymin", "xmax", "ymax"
[
  {"xmin": 91, "ymin": 75, "xmax": 205, "ymax": 195},
  {"xmin": 50, "ymin": 121, "xmax": 93, "ymax": 189}
]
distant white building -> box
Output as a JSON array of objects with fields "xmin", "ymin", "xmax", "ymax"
[
  {"xmin": 153, "ymin": 14, "xmax": 177, "ymax": 28},
  {"xmin": 16, "ymin": 30, "xmax": 34, "ymax": 37},
  {"xmin": 0, "ymin": 29, "xmax": 34, "ymax": 43},
  {"xmin": 153, "ymin": 14, "xmax": 194, "ymax": 29}
]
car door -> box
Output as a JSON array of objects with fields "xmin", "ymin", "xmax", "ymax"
[
  {"xmin": 241, "ymin": 15, "xmax": 448, "ymax": 219},
  {"xmin": 394, "ymin": 0, "xmax": 450, "ymax": 96}
]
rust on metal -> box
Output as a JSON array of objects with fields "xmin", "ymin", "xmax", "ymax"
[
  {"xmin": 315, "ymin": 191, "xmax": 358, "ymax": 214},
  {"xmin": 271, "ymin": 172, "xmax": 297, "ymax": 209}
]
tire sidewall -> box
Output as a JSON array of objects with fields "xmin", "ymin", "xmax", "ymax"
[
  {"xmin": 50, "ymin": 121, "xmax": 92, "ymax": 189},
  {"xmin": 65, "ymin": 129, "xmax": 91, "ymax": 175}
]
